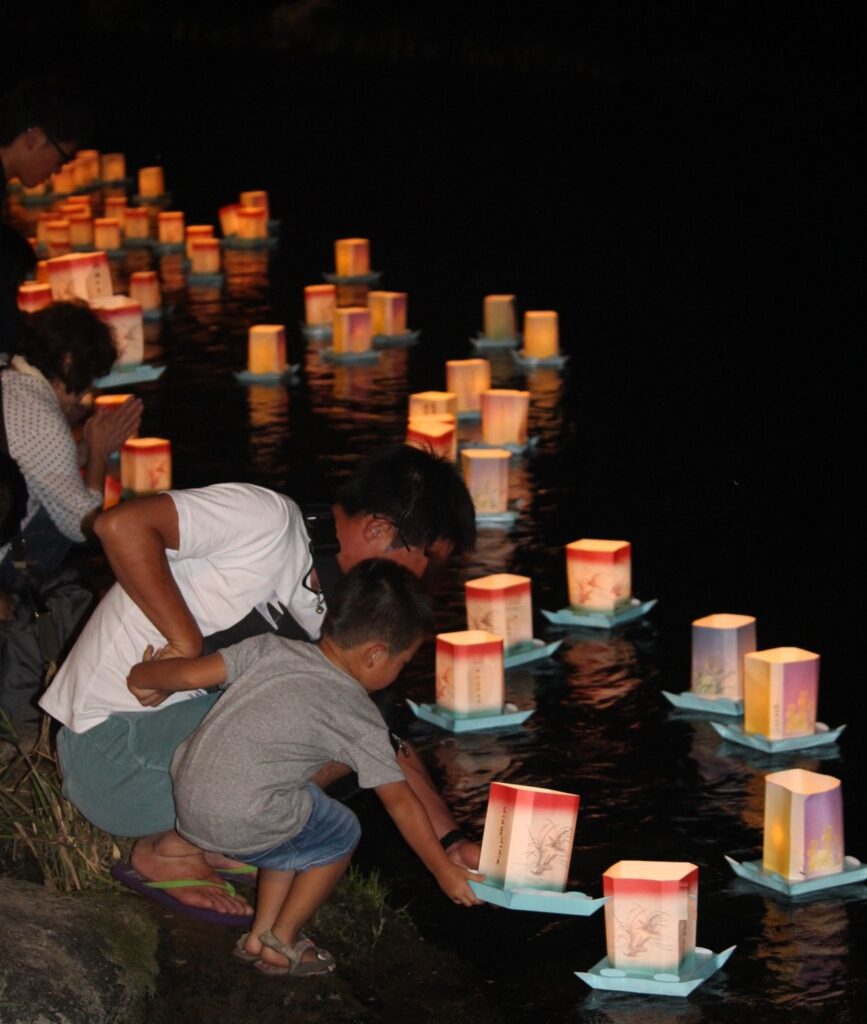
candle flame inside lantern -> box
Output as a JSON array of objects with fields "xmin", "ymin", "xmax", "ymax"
[
  {"xmin": 566, "ymin": 539, "xmax": 632, "ymax": 612},
  {"xmin": 304, "ymin": 284, "xmax": 336, "ymax": 326},
  {"xmin": 481, "ymin": 389, "xmax": 529, "ymax": 445},
  {"xmin": 368, "ymin": 290, "xmax": 407, "ymax": 335},
  {"xmin": 465, "ymin": 574, "xmax": 533, "ymax": 651},
  {"xmin": 523, "ymin": 310, "xmax": 559, "ymax": 358},
  {"xmin": 744, "ymin": 647, "xmax": 820, "ymax": 740},
  {"xmin": 445, "ymin": 358, "xmax": 491, "ymax": 414},
  {"xmin": 335, "ymin": 238, "xmax": 370, "ymax": 277},
  {"xmin": 763, "ymin": 769, "xmax": 844, "ymax": 881},
  {"xmin": 690, "ymin": 613, "xmax": 756, "ymax": 701},
  {"xmin": 483, "ymin": 294, "xmax": 516, "ymax": 339},
  {"xmin": 435, "ymin": 629, "xmax": 504, "ymax": 717},
  {"xmin": 138, "ymin": 166, "xmax": 165, "ymax": 197},
  {"xmin": 247, "ymin": 324, "xmax": 287, "ymax": 374},
  {"xmin": 460, "ymin": 448, "xmax": 510, "ymax": 514},
  {"xmin": 333, "ymin": 307, "xmax": 372, "ymax": 353},
  {"xmin": 120, "ymin": 438, "xmax": 171, "ymax": 494}
]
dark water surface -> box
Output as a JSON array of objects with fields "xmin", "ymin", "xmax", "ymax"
[{"xmin": 7, "ymin": 21, "xmax": 862, "ymax": 1021}]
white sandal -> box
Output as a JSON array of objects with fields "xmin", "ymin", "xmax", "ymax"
[{"xmin": 255, "ymin": 929, "xmax": 336, "ymax": 976}]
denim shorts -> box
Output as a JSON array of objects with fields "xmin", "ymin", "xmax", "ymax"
[{"xmin": 233, "ymin": 784, "xmax": 361, "ymax": 872}]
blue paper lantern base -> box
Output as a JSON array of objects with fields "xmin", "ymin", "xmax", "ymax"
[
  {"xmin": 662, "ymin": 691, "xmax": 743, "ymax": 716},
  {"xmin": 322, "ymin": 347, "xmax": 380, "ymax": 365},
  {"xmin": 406, "ymin": 700, "xmax": 533, "ymax": 733},
  {"xmin": 93, "ymin": 363, "xmax": 166, "ymax": 388},
  {"xmin": 725, "ymin": 855, "xmax": 867, "ymax": 897},
  {"xmin": 373, "ymin": 329, "xmax": 421, "ymax": 348},
  {"xmin": 299, "ymin": 322, "xmax": 333, "ymax": 341},
  {"xmin": 123, "ymin": 237, "xmax": 155, "ymax": 249},
  {"xmin": 132, "ymin": 192, "xmax": 173, "ymax": 206},
  {"xmin": 223, "ymin": 234, "xmax": 279, "ymax": 251},
  {"xmin": 141, "ymin": 307, "xmax": 168, "ymax": 323},
  {"xmin": 542, "ymin": 598, "xmax": 658, "ymax": 630},
  {"xmin": 503, "ymin": 638, "xmax": 563, "ymax": 669},
  {"xmin": 457, "ymin": 409, "xmax": 482, "ymax": 422},
  {"xmin": 711, "ymin": 721, "xmax": 846, "ymax": 753},
  {"xmin": 71, "ymin": 243, "xmax": 96, "ymax": 253},
  {"xmin": 469, "ymin": 334, "xmax": 521, "ymax": 351},
  {"xmin": 577, "ymin": 946, "xmax": 736, "ymax": 997},
  {"xmin": 153, "ymin": 242, "xmax": 185, "ymax": 255},
  {"xmin": 511, "ymin": 349, "xmax": 569, "ymax": 371},
  {"xmin": 234, "ymin": 365, "xmax": 298, "ymax": 386},
  {"xmin": 469, "ymin": 880, "xmax": 605, "ymax": 916},
  {"xmin": 322, "ymin": 270, "xmax": 382, "ymax": 286},
  {"xmin": 475, "ymin": 508, "xmax": 519, "ymax": 527},
  {"xmin": 188, "ymin": 271, "xmax": 225, "ymax": 288},
  {"xmin": 459, "ymin": 436, "xmax": 539, "ymax": 457},
  {"xmin": 104, "ymin": 248, "xmax": 127, "ymax": 261}
]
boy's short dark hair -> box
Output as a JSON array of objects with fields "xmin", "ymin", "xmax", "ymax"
[
  {"xmin": 324, "ymin": 558, "xmax": 435, "ymax": 654},
  {"xmin": 336, "ymin": 445, "xmax": 476, "ymax": 555},
  {"xmin": 17, "ymin": 301, "xmax": 116, "ymax": 395},
  {"xmin": 0, "ymin": 76, "xmax": 91, "ymax": 147}
]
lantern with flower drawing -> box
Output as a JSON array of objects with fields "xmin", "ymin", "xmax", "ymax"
[
  {"xmin": 46, "ymin": 252, "xmax": 113, "ymax": 303},
  {"xmin": 435, "ymin": 630, "xmax": 504, "ymax": 718},
  {"xmin": 566, "ymin": 539, "xmax": 632, "ymax": 612},
  {"xmin": 743, "ymin": 648, "xmax": 819, "ymax": 740},
  {"xmin": 465, "ymin": 574, "xmax": 533, "ymax": 651},
  {"xmin": 460, "ymin": 449, "xmax": 510, "ymax": 514},
  {"xmin": 691, "ymin": 614, "xmax": 756, "ymax": 702},
  {"xmin": 763, "ymin": 769, "xmax": 844, "ymax": 882},
  {"xmin": 90, "ymin": 295, "xmax": 144, "ymax": 366},
  {"xmin": 120, "ymin": 438, "xmax": 171, "ymax": 495}
]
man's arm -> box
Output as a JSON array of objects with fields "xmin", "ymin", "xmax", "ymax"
[{"xmin": 94, "ymin": 494, "xmax": 203, "ymax": 658}]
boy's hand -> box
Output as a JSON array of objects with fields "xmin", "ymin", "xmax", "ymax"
[
  {"xmin": 435, "ymin": 863, "xmax": 485, "ymax": 906},
  {"xmin": 127, "ymin": 644, "xmax": 169, "ymax": 707}
]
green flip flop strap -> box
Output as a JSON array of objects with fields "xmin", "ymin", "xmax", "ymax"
[
  {"xmin": 145, "ymin": 878, "xmax": 237, "ymax": 896},
  {"xmin": 217, "ymin": 866, "xmax": 257, "ymax": 876}
]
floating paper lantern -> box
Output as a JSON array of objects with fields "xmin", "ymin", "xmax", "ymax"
[
  {"xmin": 46, "ymin": 252, "xmax": 113, "ymax": 302},
  {"xmin": 335, "ymin": 238, "xmax": 369, "ymax": 277},
  {"xmin": 603, "ymin": 861, "xmax": 699, "ymax": 975},
  {"xmin": 333, "ymin": 307, "xmax": 372, "ymax": 354},
  {"xmin": 22, "ymin": 182, "xmax": 47, "ymax": 200},
  {"xmin": 446, "ymin": 358, "xmax": 491, "ymax": 415},
  {"xmin": 104, "ymin": 196, "xmax": 127, "ymax": 223},
  {"xmin": 247, "ymin": 324, "xmax": 286, "ymax": 374},
  {"xmin": 460, "ymin": 449, "xmax": 510, "ymax": 513},
  {"xmin": 743, "ymin": 648, "xmax": 819, "ymax": 741},
  {"xmin": 566, "ymin": 539, "xmax": 632, "ymax": 612},
  {"xmin": 68, "ymin": 211, "xmax": 93, "ymax": 248},
  {"xmin": 51, "ymin": 164, "xmax": 75, "ymax": 195},
  {"xmin": 763, "ymin": 769, "xmax": 844, "ymax": 881},
  {"xmin": 523, "ymin": 311, "xmax": 559, "ymax": 359},
  {"xmin": 236, "ymin": 207, "xmax": 267, "ymax": 240},
  {"xmin": 91, "ymin": 295, "xmax": 144, "ymax": 366},
  {"xmin": 35, "ymin": 213, "xmax": 54, "ymax": 249},
  {"xmin": 304, "ymin": 284, "xmax": 336, "ymax": 326},
  {"xmin": 408, "ymin": 391, "xmax": 457, "ymax": 418},
  {"xmin": 691, "ymin": 614, "xmax": 757, "ymax": 702},
  {"xmin": 123, "ymin": 207, "xmax": 150, "ymax": 240},
  {"xmin": 120, "ymin": 438, "xmax": 171, "ymax": 494},
  {"xmin": 406, "ymin": 416, "xmax": 456, "ymax": 461},
  {"xmin": 157, "ymin": 211, "xmax": 185, "ymax": 245},
  {"xmin": 45, "ymin": 219, "xmax": 71, "ymax": 257},
  {"xmin": 465, "ymin": 574, "xmax": 533, "ymax": 650},
  {"xmin": 218, "ymin": 204, "xmax": 239, "ymax": 237},
  {"xmin": 240, "ymin": 189, "xmax": 269, "ymax": 220},
  {"xmin": 185, "ymin": 225, "xmax": 214, "ymax": 259},
  {"xmin": 190, "ymin": 238, "xmax": 221, "ymax": 275},
  {"xmin": 74, "ymin": 150, "xmax": 99, "ymax": 188},
  {"xmin": 128, "ymin": 271, "xmax": 161, "ymax": 312},
  {"xmin": 100, "ymin": 153, "xmax": 126, "ymax": 182},
  {"xmin": 483, "ymin": 294, "xmax": 516, "ymax": 339},
  {"xmin": 435, "ymin": 630, "xmax": 504, "ymax": 717},
  {"xmin": 93, "ymin": 218, "xmax": 122, "ymax": 251},
  {"xmin": 138, "ymin": 166, "xmax": 165, "ymax": 197},
  {"xmin": 369, "ymin": 291, "xmax": 407, "ymax": 335},
  {"xmin": 479, "ymin": 782, "xmax": 580, "ymax": 892},
  {"xmin": 17, "ymin": 282, "xmax": 53, "ymax": 313},
  {"xmin": 481, "ymin": 389, "xmax": 529, "ymax": 445}
]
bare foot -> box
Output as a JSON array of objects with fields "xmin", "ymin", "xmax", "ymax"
[{"xmin": 131, "ymin": 831, "xmax": 253, "ymax": 917}]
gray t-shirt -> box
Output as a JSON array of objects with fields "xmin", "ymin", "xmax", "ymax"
[{"xmin": 170, "ymin": 634, "xmax": 405, "ymax": 856}]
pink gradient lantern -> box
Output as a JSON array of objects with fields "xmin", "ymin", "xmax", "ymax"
[
  {"xmin": 566, "ymin": 539, "xmax": 632, "ymax": 612},
  {"xmin": 138, "ymin": 166, "xmax": 165, "ymax": 197},
  {"xmin": 120, "ymin": 438, "xmax": 171, "ymax": 494},
  {"xmin": 480, "ymin": 389, "xmax": 529, "ymax": 445},
  {"xmin": 479, "ymin": 782, "xmax": 580, "ymax": 892},
  {"xmin": 128, "ymin": 271, "xmax": 161, "ymax": 312},
  {"xmin": 218, "ymin": 204, "xmax": 239, "ymax": 236},
  {"xmin": 100, "ymin": 153, "xmax": 126, "ymax": 182},
  {"xmin": 68, "ymin": 211, "xmax": 93, "ymax": 248},
  {"xmin": 523, "ymin": 311, "xmax": 559, "ymax": 358},
  {"xmin": 45, "ymin": 219, "xmax": 71, "ymax": 257},
  {"xmin": 247, "ymin": 325, "xmax": 287, "ymax": 374},
  {"xmin": 333, "ymin": 307, "xmax": 372, "ymax": 354},
  {"xmin": 17, "ymin": 282, "xmax": 53, "ymax": 313},
  {"xmin": 445, "ymin": 358, "xmax": 491, "ymax": 415},
  {"xmin": 93, "ymin": 218, "xmax": 122, "ymax": 251},
  {"xmin": 191, "ymin": 238, "xmax": 222, "ymax": 275},
  {"xmin": 46, "ymin": 252, "xmax": 113, "ymax": 302},
  {"xmin": 335, "ymin": 238, "xmax": 370, "ymax": 277},
  {"xmin": 123, "ymin": 207, "xmax": 150, "ymax": 240},
  {"xmin": 91, "ymin": 295, "xmax": 144, "ymax": 366},
  {"xmin": 304, "ymin": 284, "xmax": 336, "ymax": 326},
  {"xmin": 465, "ymin": 574, "xmax": 533, "ymax": 651},
  {"xmin": 406, "ymin": 416, "xmax": 456, "ymax": 461},
  {"xmin": 408, "ymin": 391, "xmax": 457, "ymax": 418},
  {"xmin": 460, "ymin": 448, "xmax": 510, "ymax": 514},
  {"xmin": 158, "ymin": 211, "xmax": 185, "ymax": 244},
  {"xmin": 435, "ymin": 629, "xmax": 504, "ymax": 717},
  {"xmin": 185, "ymin": 225, "xmax": 214, "ymax": 259},
  {"xmin": 763, "ymin": 769, "xmax": 844, "ymax": 881},
  {"xmin": 235, "ymin": 207, "xmax": 267, "ymax": 240},
  {"xmin": 483, "ymin": 294, "xmax": 516, "ymax": 339},
  {"xmin": 240, "ymin": 189, "xmax": 269, "ymax": 220},
  {"xmin": 369, "ymin": 290, "xmax": 407, "ymax": 335},
  {"xmin": 603, "ymin": 861, "xmax": 699, "ymax": 975},
  {"xmin": 691, "ymin": 613, "xmax": 756, "ymax": 702},
  {"xmin": 743, "ymin": 647, "xmax": 820, "ymax": 740}
]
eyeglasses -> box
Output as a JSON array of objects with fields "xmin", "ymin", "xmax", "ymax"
[{"xmin": 42, "ymin": 129, "xmax": 74, "ymax": 165}]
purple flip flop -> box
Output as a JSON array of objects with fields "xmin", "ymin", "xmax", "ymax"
[{"xmin": 111, "ymin": 863, "xmax": 254, "ymax": 928}]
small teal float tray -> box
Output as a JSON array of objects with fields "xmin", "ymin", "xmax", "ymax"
[
  {"xmin": 407, "ymin": 700, "xmax": 533, "ymax": 733},
  {"xmin": 322, "ymin": 347, "xmax": 380, "ymax": 365},
  {"xmin": 322, "ymin": 270, "xmax": 382, "ymax": 286},
  {"xmin": 188, "ymin": 271, "xmax": 225, "ymax": 288},
  {"xmin": 469, "ymin": 880, "xmax": 605, "ymax": 916},
  {"xmin": 511, "ymin": 350, "xmax": 569, "ymax": 371},
  {"xmin": 663, "ymin": 691, "xmax": 743, "ymax": 716},
  {"xmin": 142, "ymin": 307, "xmax": 169, "ymax": 323},
  {"xmin": 234, "ymin": 365, "xmax": 299, "ymax": 385},
  {"xmin": 542, "ymin": 598, "xmax": 657, "ymax": 629},
  {"xmin": 504, "ymin": 638, "xmax": 562, "ymax": 669},
  {"xmin": 132, "ymin": 192, "xmax": 173, "ymax": 206},
  {"xmin": 223, "ymin": 234, "xmax": 279, "ymax": 250},
  {"xmin": 457, "ymin": 409, "xmax": 482, "ymax": 422},
  {"xmin": 122, "ymin": 237, "xmax": 155, "ymax": 249},
  {"xmin": 299, "ymin": 322, "xmax": 332, "ymax": 341},
  {"xmin": 94, "ymin": 363, "xmax": 165, "ymax": 388},
  {"xmin": 475, "ymin": 508, "xmax": 519, "ymax": 527},
  {"xmin": 153, "ymin": 242, "xmax": 185, "ymax": 255},
  {"xmin": 469, "ymin": 334, "xmax": 520, "ymax": 351},
  {"xmin": 576, "ymin": 946, "xmax": 735, "ymax": 997},
  {"xmin": 725, "ymin": 854, "xmax": 867, "ymax": 897},
  {"xmin": 373, "ymin": 329, "xmax": 420, "ymax": 348},
  {"xmin": 458, "ymin": 436, "xmax": 539, "ymax": 457},
  {"xmin": 710, "ymin": 721, "xmax": 846, "ymax": 753}
]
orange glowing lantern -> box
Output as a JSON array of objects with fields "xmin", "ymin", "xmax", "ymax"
[
  {"xmin": 190, "ymin": 238, "xmax": 222, "ymax": 275},
  {"xmin": 138, "ymin": 166, "xmax": 165, "ymax": 197},
  {"xmin": 35, "ymin": 261, "xmax": 49, "ymax": 284},
  {"xmin": 104, "ymin": 196, "xmax": 127, "ymax": 224},
  {"xmin": 218, "ymin": 204, "xmax": 239, "ymax": 237},
  {"xmin": 51, "ymin": 164, "xmax": 75, "ymax": 195},
  {"xmin": 763, "ymin": 769, "xmax": 844, "ymax": 881},
  {"xmin": 446, "ymin": 358, "xmax": 492, "ymax": 415},
  {"xmin": 74, "ymin": 150, "xmax": 100, "ymax": 187},
  {"xmin": 91, "ymin": 295, "xmax": 144, "ymax": 366},
  {"xmin": 335, "ymin": 238, "xmax": 370, "ymax": 277},
  {"xmin": 157, "ymin": 211, "xmax": 185, "ymax": 245},
  {"xmin": 566, "ymin": 540, "xmax": 632, "ymax": 613},
  {"xmin": 123, "ymin": 207, "xmax": 150, "ymax": 241},
  {"xmin": 691, "ymin": 614, "xmax": 757, "ymax": 702},
  {"xmin": 408, "ymin": 391, "xmax": 458, "ymax": 418},
  {"xmin": 435, "ymin": 630, "xmax": 504, "ymax": 718},
  {"xmin": 185, "ymin": 225, "xmax": 214, "ymax": 259},
  {"xmin": 603, "ymin": 862, "xmax": 699, "ymax": 975},
  {"xmin": 304, "ymin": 284, "xmax": 336, "ymax": 326},
  {"xmin": 120, "ymin": 438, "xmax": 171, "ymax": 494},
  {"xmin": 46, "ymin": 252, "xmax": 113, "ymax": 302},
  {"xmin": 483, "ymin": 294, "xmax": 516, "ymax": 340},
  {"xmin": 333, "ymin": 307, "xmax": 372, "ymax": 354},
  {"xmin": 480, "ymin": 389, "xmax": 529, "ymax": 445},
  {"xmin": 35, "ymin": 213, "xmax": 53, "ymax": 249},
  {"xmin": 45, "ymin": 219, "xmax": 71, "ymax": 257},
  {"xmin": 743, "ymin": 648, "xmax": 820, "ymax": 741},
  {"xmin": 235, "ymin": 207, "xmax": 267, "ymax": 240},
  {"xmin": 523, "ymin": 311, "xmax": 559, "ymax": 359},
  {"xmin": 240, "ymin": 190, "xmax": 269, "ymax": 220},
  {"xmin": 247, "ymin": 324, "xmax": 287, "ymax": 375},
  {"xmin": 479, "ymin": 782, "xmax": 580, "ymax": 892},
  {"xmin": 465, "ymin": 574, "xmax": 533, "ymax": 651},
  {"xmin": 460, "ymin": 448, "xmax": 510, "ymax": 514},
  {"xmin": 369, "ymin": 290, "xmax": 407, "ymax": 335},
  {"xmin": 17, "ymin": 282, "xmax": 53, "ymax": 313},
  {"xmin": 406, "ymin": 416, "xmax": 456, "ymax": 461},
  {"xmin": 128, "ymin": 271, "xmax": 161, "ymax": 313},
  {"xmin": 68, "ymin": 211, "xmax": 93, "ymax": 248},
  {"xmin": 100, "ymin": 153, "xmax": 126, "ymax": 182},
  {"xmin": 93, "ymin": 218, "xmax": 122, "ymax": 251}
]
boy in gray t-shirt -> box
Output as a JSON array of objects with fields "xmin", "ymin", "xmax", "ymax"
[{"xmin": 127, "ymin": 559, "xmax": 482, "ymax": 976}]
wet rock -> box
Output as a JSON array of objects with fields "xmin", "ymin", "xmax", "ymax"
[{"xmin": 0, "ymin": 878, "xmax": 158, "ymax": 1024}]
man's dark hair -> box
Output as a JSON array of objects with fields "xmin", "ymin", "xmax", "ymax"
[
  {"xmin": 324, "ymin": 558, "xmax": 434, "ymax": 654},
  {"xmin": 336, "ymin": 445, "xmax": 476, "ymax": 555},
  {"xmin": 0, "ymin": 76, "xmax": 91, "ymax": 147},
  {"xmin": 0, "ymin": 453, "xmax": 28, "ymax": 546},
  {"xmin": 16, "ymin": 301, "xmax": 116, "ymax": 394}
]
